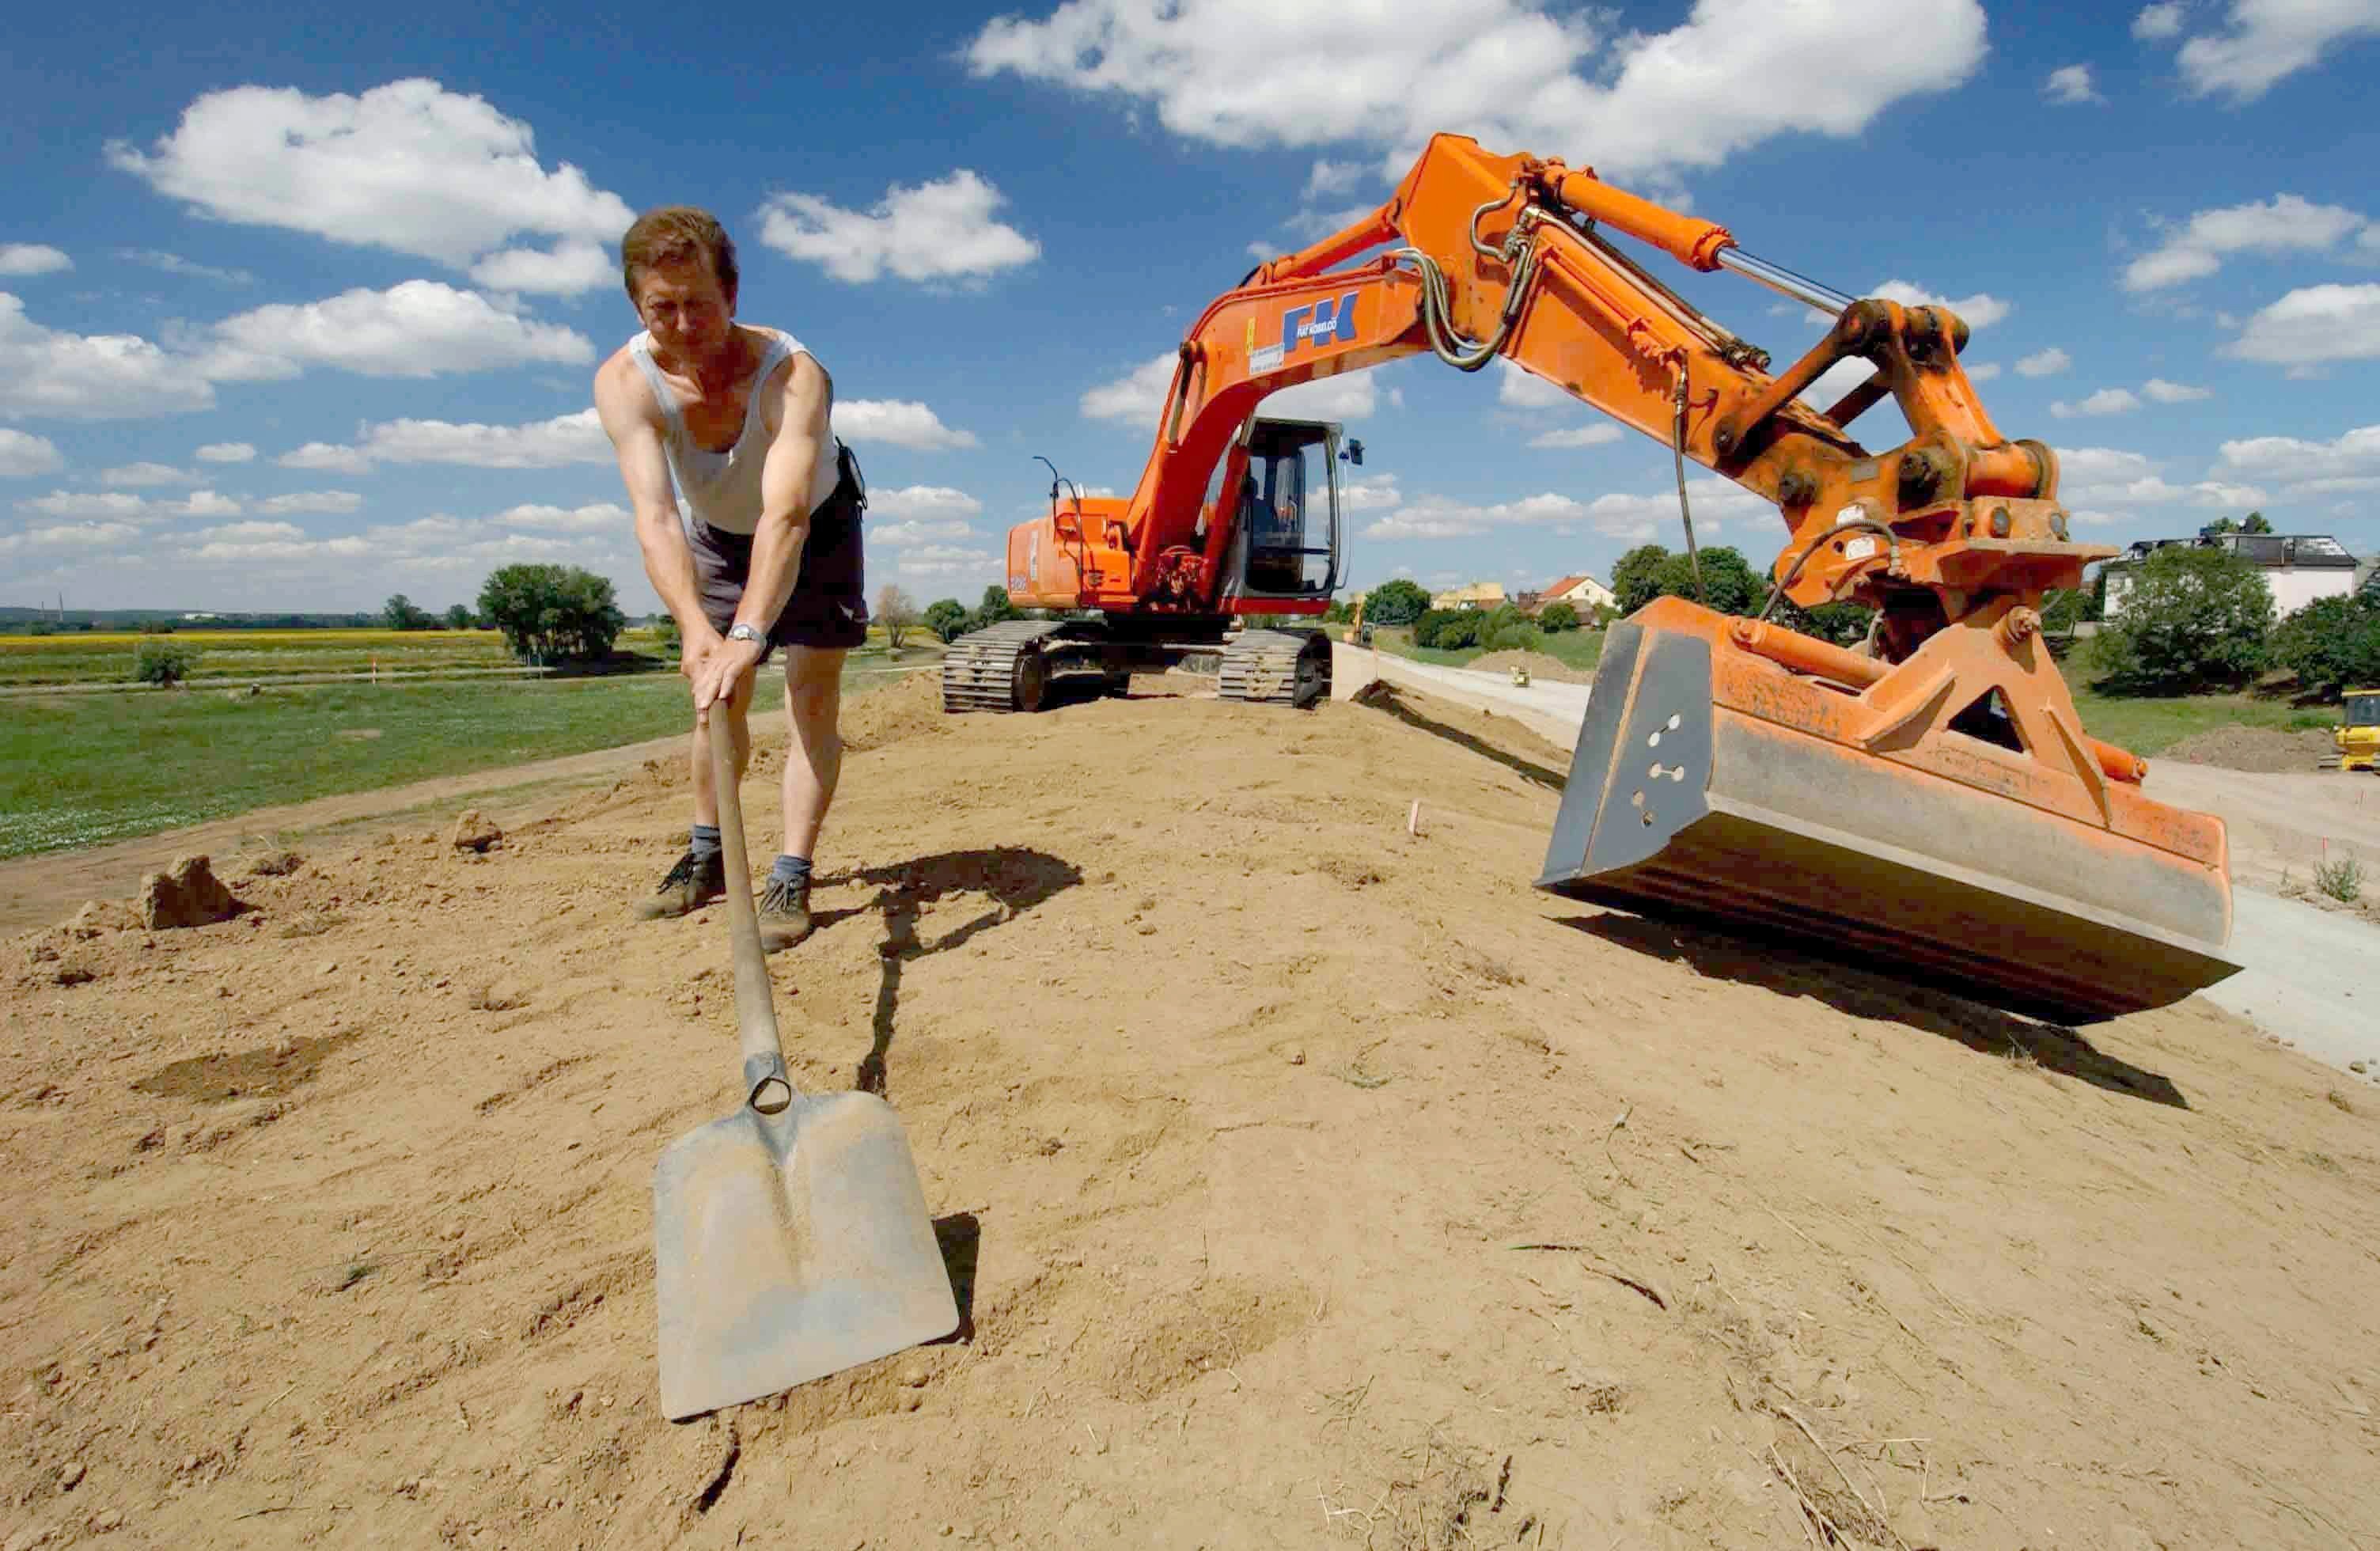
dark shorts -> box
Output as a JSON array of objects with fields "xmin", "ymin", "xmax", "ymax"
[{"xmin": 688, "ymin": 450, "xmax": 869, "ymax": 658}]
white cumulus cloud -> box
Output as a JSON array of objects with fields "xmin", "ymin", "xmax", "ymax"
[
  {"xmin": 491, "ymin": 501, "xmax": 627, "ymax": 532},
  {"xmin": 100, "ymin": 463, "xmax": 199, "ymax": 487},
  {"xmin": 1080, "ymin": 355, "xmax": 1177, "ymax": 424},
  {"xmin": 2219, "ymin": 421, "xmax": 2380, "ymax": 497},
  {"xmin": 0, "ymin": 293, "xmax": 215, "ymax": 419},
  {"xmin": 756, "ymin": 171, "xmax": 1040, "ymax": 285},
  {"xmin": 2045, "ymin": 64, "xmax": 2101, "ymax": 103},
  {"xmin": 281, "ymin": 408, "xmax": 610, "ymax": 472},
  {"xmin": 868, "ymin": 485, "xmax": 984, "ymax": 523},
  {"xmin": 2015, "ymin": 347, "xmax": 2071, "ymax": 377},
  {"xmin": 968, "ymin": 0, "xmax": 1988, "ymax": 182},
  {"xmin": 2225, "ymin": 283, "xmax": 2380, "ymax": 365},
  {"xmin": 2133, "ymin": 3, "xmax": 2185, "ymax": 40},
  {"xmin": 836, "ymin": 399, "xmax": 981, "ymax": 449},
  {"xmin": 2143, "ymin": 377, "xmax": 2213, "ymax": 403},
  {"xmin": 195, "ymin": 441, "xmax": 256, "ymax": 463},
  {"xmin": 0, "ymin": 428, "xmax": 63, "ymax": 476},
  {"xmin": 2051, "ymin": 388, "xmax": 2144, "ymax": 418},
  {"xmin": 1265, "ymin": 370, "xmax": 1377, "ymax": 421},
  {"xmin": 107, "ymin": 79, "xmax": 635, "ymax": 294},
  {"xmin": 206, "ymin": 280, "xmax": 593, "ymax": 380},
  {"xmin": 252, "ymin": 491, "xmax": 364, "ymax": 516},
  {"xmin": 0, "ymin": 245, "xmax": 72, "ymax": 277},
  {"xmin": 2170, "ymin": 0, "xmax": 2380, "ymax": 99},
  {"xmin": 2123, "ymin": 193, "xmax": 2367, "ymax": 290},
  {"xmin": 1529, "ymin": 423, "xmax": 1624, "ymax": 449},
  {"xmin": 1497, "ymin": 359, "xmax": 1575, "ymax": 409}
]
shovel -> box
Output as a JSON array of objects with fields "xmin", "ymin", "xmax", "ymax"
[{"xmin": 653, "ymin": 714, "xmax": 958, "ymax": 1422}]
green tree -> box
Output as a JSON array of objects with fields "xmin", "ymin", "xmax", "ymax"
[
  {"xmin": 132, "ymin": 639, "xmax": 197, "ymax": 685},
  {"xmin": 2271, "ymin": 592, "xmax": 2380, "ymax": 698},
  {"xmin": 476, "ymin": 563, "xmax": 627, "ymax": 665},
  {"xmin": 1647, "ymin": 546, "xmax": 1761, "ymax": 615},
  {"xmin": 976, "ymin": 585, "xmax": 1022, "ymax": 628},
  {"xmin": 1773, "ymin": 600, "xmax": 1875, "ymax": 647},
  {"xmin": 1321, "ymin": 597, "xmax": 1351, "ymax": 624},
  {"xmin": 1611, "ymin": 544, "xmax": 1670, "ymax": 616},
  {"xmin": 2039, "ymin": 587, "xmax": 2089, "ymax": 635},
  {"xmin": 1413, "ymin": 608, "xmax": 1480, "ymax": 650},
  {"xmin": 1362, "ymin": 578, "xmax": 1432, "ymax": 627},
  {"xmin": 2200, "ymin": 516, "xmax": 2240, "ymax": 538},
  {"xmin": 1537, "ymin": 601, "xmax": 1579, "ymax": 632},
  {"xmin": 382, "ymin": 593, "xmax": 434, "ymax": 631},
  {"xmin": 443, "ymin": 603, "xmax": 475, "ymax": 631},
  {"xmin": 923, "ymin": 598, "xmax": 970, "ymax": 643},
  {"xmin": 876, "ymin": 585, "xmax": 919, "ymax": 651},
  {"xmin": 2241, "ymin": 511, "xmax": 2272, "ymax": 534},
  {"xmin": 2094, "ymin": 544, "xmax": 2275, "ymax": 693}
]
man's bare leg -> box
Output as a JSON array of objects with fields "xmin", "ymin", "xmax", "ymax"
[
  {"xmin": 633, "ymin": 670, "xmax": 756, "ymax": 920},
  {"xmin": 756, "ymin": 646, "xmax": 844, "ymax": 950}
]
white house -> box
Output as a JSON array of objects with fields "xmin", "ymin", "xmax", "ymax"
[
  {"xmin": 1532, "ymin": 572, "xmax": 1617, "ymax": 615},
  {"xmin": 2102, "ymin": 533, "xmax": 2361, "ymax": 616}
]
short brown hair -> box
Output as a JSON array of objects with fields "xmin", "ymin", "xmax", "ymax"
[{"xmin": 620, "ymin": 207, "xmax": 739, "ymax": 301}]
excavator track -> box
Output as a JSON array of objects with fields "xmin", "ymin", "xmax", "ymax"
[
  {"xmin": 941, "ymin": 620, "xmax": 1063, "ymax": 714},
  {"xmin": 1217, "ymin": 628, "xmax": 1331, "ymax": 708}
]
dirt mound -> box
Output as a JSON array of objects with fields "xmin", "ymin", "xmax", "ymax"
[
  {"xmin": 1464, "ymin": 648, "xmax": 1594, "ymax": 684},
  {"xmin": 2160, "ymin": 722, "xmax": 2338, "ymax": 772},
  {"xmin": 4, "ymin": 683, "xmax": 2377, "ymax": 1547},
  {"xmin": 841, "ymin": 667, "xmax": 949, "ymax": 750},
  {"xmin": 137, "ymin": 855, "xmax": 240, "ymax": 931}
]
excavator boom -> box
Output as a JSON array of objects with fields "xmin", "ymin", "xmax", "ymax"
[{"xmin": 961, "ymin": 133, "xmax": 2238, "ymax": 1023}]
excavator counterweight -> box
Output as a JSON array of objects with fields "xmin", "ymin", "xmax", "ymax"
[{"xmin": 960, "ymin": 131, "xmax": 2242, "ymax": 1022}]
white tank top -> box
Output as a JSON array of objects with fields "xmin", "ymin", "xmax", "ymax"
[{"xmin": 627, "ymin": 327, "xmax": 839, "ymax": 537}]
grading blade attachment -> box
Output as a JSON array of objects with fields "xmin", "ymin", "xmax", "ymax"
[{"xmin": 1538, "ymin": 598, "xmax": 2241, "ymax": 1025}]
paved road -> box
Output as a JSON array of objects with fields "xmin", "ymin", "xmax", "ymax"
[{"xmin": 1333, "ymin": 642, "xmax": 2379, "ymax": 1086}]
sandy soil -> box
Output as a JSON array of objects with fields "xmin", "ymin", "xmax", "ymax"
[
  {"xmin": 6, "ymin": 672, "xmax": 2378, "ymax": 1549},
  {"xmin": 1462, "ymin": 650, "xmax": 1593, "ymax": 684},
  {"xmin": 2159, "ymin": 725, "xmax": 2340, "ymax": 775}
]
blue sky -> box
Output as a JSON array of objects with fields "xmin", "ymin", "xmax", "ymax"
[{"xmin": 3, "ymin": 0, "xmax": 2378, "ymax": 616}]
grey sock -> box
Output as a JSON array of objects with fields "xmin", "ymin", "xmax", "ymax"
[
  {"xmin": 768, "ymin": 853, "xmax": 811, "ymax": 888},
  {"xmin": 689, "ymin": 824, "xmax": 722, "ymax": 861}
]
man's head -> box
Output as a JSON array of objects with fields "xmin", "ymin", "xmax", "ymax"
[{"xmin": 622, "ymin": 207, "xmax": 740, "ymax": 358}]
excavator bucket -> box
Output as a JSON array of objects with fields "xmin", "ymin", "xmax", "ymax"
[{"xmin": 1537, "ymin": 597, "xmax": 2241, "ymax": 1025}]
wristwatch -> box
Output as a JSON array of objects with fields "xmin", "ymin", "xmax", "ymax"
[{"xmin": 726, "ymin": 623, "xmax": 765, "ymax": 647}]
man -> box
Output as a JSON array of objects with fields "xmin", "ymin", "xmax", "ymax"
[{"xmin": 593, "ymin": 207, "xmax": 868, "ymax": 950}]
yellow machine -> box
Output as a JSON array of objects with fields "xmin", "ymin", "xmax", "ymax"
[{"xmin": 2337, "ymin": 688, "xmax": 2380, "ymax": 772}]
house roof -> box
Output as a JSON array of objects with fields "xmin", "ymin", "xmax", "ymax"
[{"xmin": 2109, "ymin": 534, "xmax": 2359, "ymax": 570}]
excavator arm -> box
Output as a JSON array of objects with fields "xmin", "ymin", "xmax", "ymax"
[
  {"xmin": 979, "ymin": 134, "xmax": 2238, "ymax": 1024},
  {"xmin": 1033, "ymin": 133, "xmax": 2086, "ymax": 629}
]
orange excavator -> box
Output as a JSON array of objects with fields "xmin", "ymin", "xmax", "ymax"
[{"xmin": 941, "ymin": 133, "xmax": 2238, "ymax": 1023}]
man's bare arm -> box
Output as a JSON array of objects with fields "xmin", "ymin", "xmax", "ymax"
[
  {"xmin": 593, "ymin": 355, "xmax": 709, "ymax": 642},
  {"xmin": 733, "ymin": 352, "xmax": 832, "ymax": 639}
]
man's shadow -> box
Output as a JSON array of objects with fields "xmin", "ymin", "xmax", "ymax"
[
  {"xmin": 811, "ymin": 848, "xmax": 1082, "ymax": 1098},
  {"xmin": 1556, "ymin": 911, "xmax": 2189, "ymax": 1108}
]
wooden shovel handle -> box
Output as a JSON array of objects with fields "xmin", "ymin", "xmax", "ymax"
[{"xmin": 702, "ymin": 714, "xmax": 794, "ymax": 1113}]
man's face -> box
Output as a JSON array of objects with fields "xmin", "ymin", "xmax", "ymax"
[{"xmin": 633, "ymin": 258, "xmax": 734, "ymax": 361}]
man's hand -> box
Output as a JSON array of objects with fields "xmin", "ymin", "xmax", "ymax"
[{"xmin": 692, "ymin": 631, "xmax": 764, "ymax": 717}]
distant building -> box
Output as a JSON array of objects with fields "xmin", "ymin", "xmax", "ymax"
[
  {"xmin": 2103, "ymin": 533, "xmax": 2361, "ymax": 616},
  {"xmin": 1431, "ymin": 582, "xmax": 1506, "ymax": 611},
  {"xmin": 1530, "ymin": 573, "xmax": 1616, "ymax": 615}
]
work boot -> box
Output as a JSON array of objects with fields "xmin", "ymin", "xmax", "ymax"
[
  {"xmin": 632, "ymin": 848, "xmax": 725, "ymax": 920},
  {"xmin": 756, "ymin": 874, "xmax": 813, "ymax": 952}
]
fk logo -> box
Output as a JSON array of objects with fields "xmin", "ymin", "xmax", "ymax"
[{"xmin": 1282, "ymin": 291, "xmax": 1359, "ymax": 353}]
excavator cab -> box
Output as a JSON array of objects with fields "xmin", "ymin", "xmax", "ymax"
[{"xmin": 1222, "ymin": 417, "xmax": 1343, "ymax": 605}]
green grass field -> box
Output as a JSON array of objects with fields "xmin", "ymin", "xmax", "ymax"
[
  {"xmin": 1371, "ymin": 626, "xmax": 1606, "ymax": 675},
  {"xmin": 2067, "ymin": 688, "xmax": 2339, "ymax": 756},
  {"xmin": 0, "ymin": 627, "xmax": 567, "ymax": 688},
  {"xmin": 0, "ymin": 656, "xmax": 925, "ymax": 859}
]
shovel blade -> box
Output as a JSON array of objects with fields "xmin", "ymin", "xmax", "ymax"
[{"xmin": 654, "ymin": 1089, "xmax": 958, "ymax": 1422}]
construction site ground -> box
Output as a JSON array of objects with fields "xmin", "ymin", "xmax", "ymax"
[{"xmin": 6, "ymin": 666, "xmax": 2378, "ymax": 1549}]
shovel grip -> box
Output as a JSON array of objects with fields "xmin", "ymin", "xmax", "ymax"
[{"xmin": 701, "ymin": 714, "xmax": 798, "ymax": 1113}]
